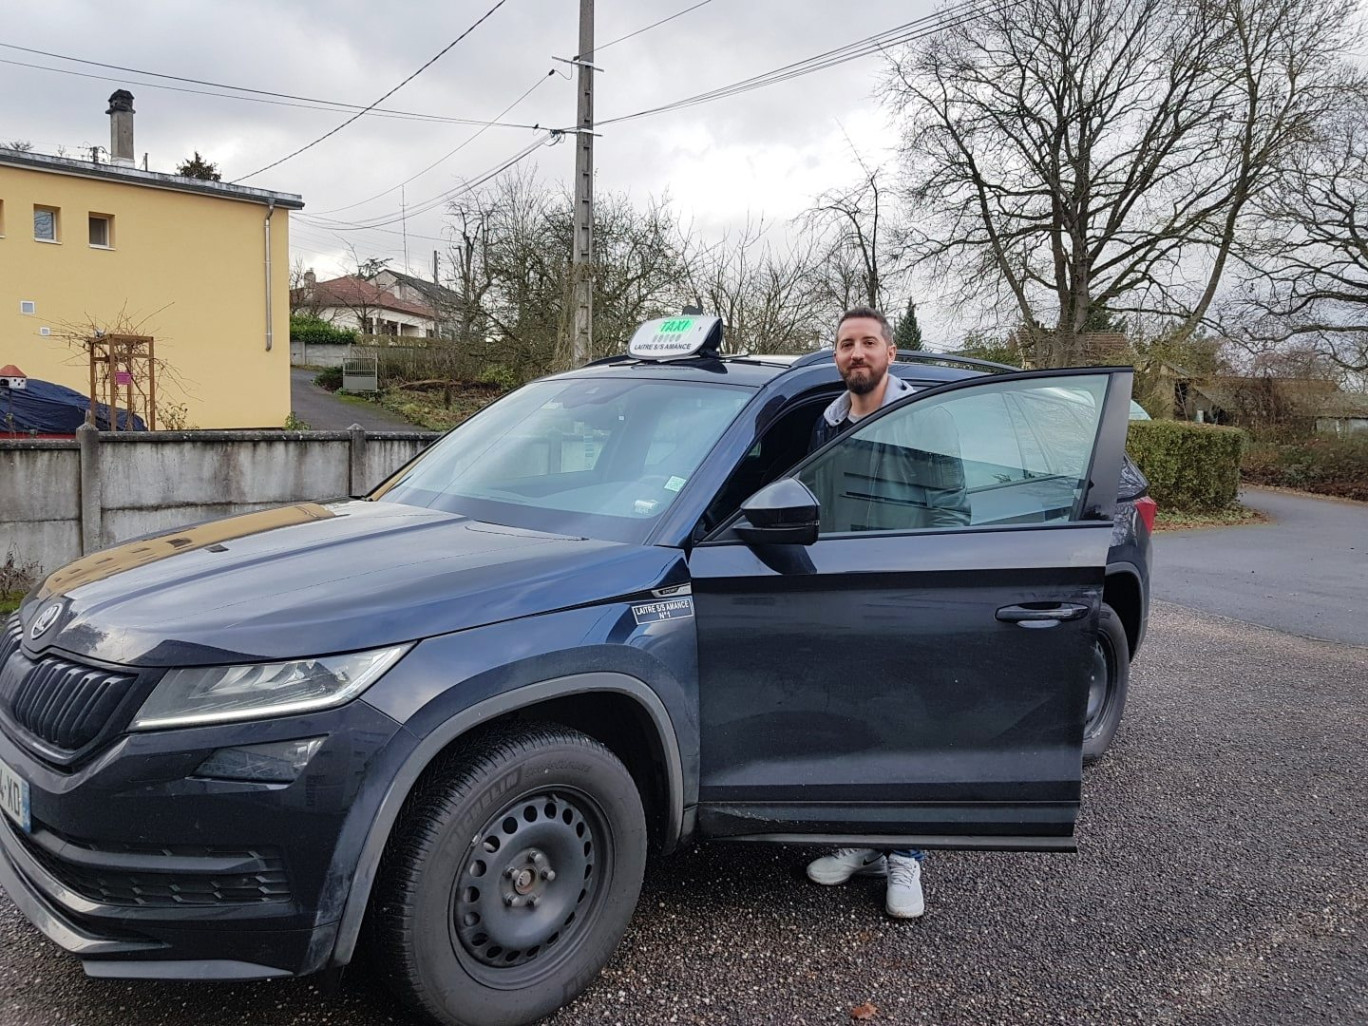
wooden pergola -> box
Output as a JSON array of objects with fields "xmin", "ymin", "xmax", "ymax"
[{"xmin": 87, "ymin": 333, "xmax": 157, "ymax": 431}]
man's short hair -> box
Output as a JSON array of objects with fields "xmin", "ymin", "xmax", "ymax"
[{"xmin": 837, "ymin": 307, "xmax": 894, "ymax": 344}]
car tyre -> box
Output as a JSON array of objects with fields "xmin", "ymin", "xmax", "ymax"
[
  {"xmin": 1082, "ymin": 602, "xmax": 1129, "ymax": 764},
  {"xmin": 368, "ymin": 723, "xmax": 647, "ymax": 1026}
]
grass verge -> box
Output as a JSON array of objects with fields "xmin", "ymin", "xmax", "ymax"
[{"xmin": 1153, "ymin": 504, "xmax": 1269, "ymax": 531}]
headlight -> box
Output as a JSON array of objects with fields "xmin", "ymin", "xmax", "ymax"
[{"xmin": 131, "ymin": 645, "xmax": 411, "ymax": 730}]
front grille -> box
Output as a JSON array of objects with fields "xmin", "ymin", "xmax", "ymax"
[
  {"xmin": 16, "ymin": 826, "xmax": 292, "ymax": 907},
  {"xmin": 0, "ymin": 617, "xmax": 137, "ymax": 752}
]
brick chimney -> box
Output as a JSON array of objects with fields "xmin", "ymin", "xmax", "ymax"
[{"xmin": 107, "ymin": 90, "xmax": 135, "ymax": 166}]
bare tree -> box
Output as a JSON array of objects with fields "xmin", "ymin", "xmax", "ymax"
[
  {"xmin": 1234, "ymin": 78, "xmax": 1368, "ymax": 374},
  {"xmin": 804, "ymin": 153, "xmax": 901, "ymax": 314},
  {"xmin": 886, "ymin": 0, "xmax": 1358, "ymax": 366},
  {"xmin": 684, "ymin": 220, "xmax": 828, "ymax": 355}
]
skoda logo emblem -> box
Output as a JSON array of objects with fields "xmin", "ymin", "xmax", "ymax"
[{"xmin": 30, "ymin": 603, "xmax": 62, "ymax": 640}]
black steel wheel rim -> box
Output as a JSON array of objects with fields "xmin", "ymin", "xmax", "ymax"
[
  {"xmin": 449, "ymin": 788, "xmax": 609, "ymax": 986},
  {"xmin": 1084, "ymin": 634, "xmax": 1115, "ymax": 737}
]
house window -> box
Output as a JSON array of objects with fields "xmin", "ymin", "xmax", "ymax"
[
  {"xmin": 0, "ymin": 199, "xmax": 6, "ymax": 236},
  {"xmin": 89, "ymin": 214, "xmax": 114, "ymax": 248},
  {"xmin": 34, "ymin": 205, "xmax": 59, "ymax": 242}
]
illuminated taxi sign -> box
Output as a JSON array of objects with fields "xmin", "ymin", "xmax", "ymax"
[{"xmin": 627, "ymin": 316, "xmax": 723, "ymax": 360}]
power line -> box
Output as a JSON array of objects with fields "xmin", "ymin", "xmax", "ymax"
[
  {"xmin": 234, "ymin": 0, "xmax": 515, "ymax": 182},
  {"xmin": 0, "ymin": 44, "xmax": 542, "ymax": 130},
  {"xmin": 311, "ymin": 0, "xmax": 719, "ymax": 221},
  {"xmin": 588, "ymin": 0, "xmax": 715, "ymax": 56},
  {"xmin": 300, "ymin": 135, "xmax": 555, "ymax": 232},
  {"xmin": 309, "ymin": 70, "xmax": 560, "ymax": 217},
  {"xmin": 598, "ymin": 0, "xmax": 1010, "ymax": 127}
]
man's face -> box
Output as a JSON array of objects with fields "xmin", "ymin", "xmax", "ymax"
[{"xmin": 835, "ymin": 317, "xmax": 895, "ymax": 396}]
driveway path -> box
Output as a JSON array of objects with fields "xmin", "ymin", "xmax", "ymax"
[
  {"xmin": 1152, "ymin": 487, "xmax": 1368, "ymax": 647},
  {"xmin": 289, "ymin": 368, "xmax": 416, "ymax": 431}
]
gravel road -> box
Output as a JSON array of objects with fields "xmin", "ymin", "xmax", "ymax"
[{"xmin": 2, "ymin": 601, "xmax": 1365, "ymax": 1025}]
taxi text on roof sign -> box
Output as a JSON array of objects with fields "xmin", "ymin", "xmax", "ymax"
[{"xmin": 627, "ymin": 316, "xmax": 723, "ymax": 360}]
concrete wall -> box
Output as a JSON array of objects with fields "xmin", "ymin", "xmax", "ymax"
[
  {"xmin": 290, "ymin": 342, "xmax": 440, "ymax": 369},
  {"xmin": 0, "ymin": 159, "xmax": 294, "ymax": 429},
  {"xmin": 0, "ymin": 427, "xmax": 438, "ymax": 578}
]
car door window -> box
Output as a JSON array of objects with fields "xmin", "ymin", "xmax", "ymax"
[{"xmin": 797, "ymin": 374, "xmax": 1112, "ymax": 533}]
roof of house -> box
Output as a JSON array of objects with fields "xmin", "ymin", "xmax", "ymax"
[
  {"xmin": 294, "ymin": 276, "xmax": 435, "ymax": 319},
  {"xmin": 1192, "ymin": 377, "xmax": 1368, "ymax": 418},
  {"xmin": 375, "ymin": 269, "xmax": 461, "ymax": 308},
  {"xmin": 0, "ymin": 147, "xmax": 304, "ymax": 209}
]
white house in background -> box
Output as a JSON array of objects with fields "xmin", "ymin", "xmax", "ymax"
[{"xmin": 292, "ymin": 272, "xmax": 436, "ymax": 337}]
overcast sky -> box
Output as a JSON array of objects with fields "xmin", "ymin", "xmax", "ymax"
[{"xmin": 4, "ymin": 1, "xmax": 941, "ymax": 317}]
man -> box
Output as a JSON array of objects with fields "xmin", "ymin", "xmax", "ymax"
[{"xmin": 804, "ymin": 306, "xmax": 928, "ymax": 919}]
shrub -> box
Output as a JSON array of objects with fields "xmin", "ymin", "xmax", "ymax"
[
  {"xmin": 1242, "ymin": 435, "xmax": 1368, "ymax": 501},
  {"xmin": 314, "ymin": 367, "xmax": 343, "ymax": 391},
  {"xmin": 1126, "ymin": 420, "xmax": 1245, "ymax": 512},
  {"xmin": 290, "ymin": 314, "xmax": 358, "ymax": 346}
]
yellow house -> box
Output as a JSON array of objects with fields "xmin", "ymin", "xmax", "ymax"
[{"xmin": 0, "ymin": 97, "xmax": 303, "ymax": 429}]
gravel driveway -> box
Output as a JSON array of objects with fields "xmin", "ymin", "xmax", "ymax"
[{"xmin": 2, "ymin": 601, "xmax": 1364, "ymax": 1025}]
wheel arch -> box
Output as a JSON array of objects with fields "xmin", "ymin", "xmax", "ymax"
[
  {"xmin": 1104, "ymin": 563, "xmax": 1144, "ymax": 657},
  {"xmin": 329, "ymin": 672, "xmax": 683, "ymax": 969}
]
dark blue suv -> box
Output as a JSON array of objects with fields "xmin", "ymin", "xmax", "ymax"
[{"xmin": 0, "ymin": 320, "xmax": 1151, "ymax": 1026}]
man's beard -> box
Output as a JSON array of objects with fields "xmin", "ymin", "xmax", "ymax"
[{"xmin": 842, "ymin": 364, "xmax": 884, "ymax": 396}]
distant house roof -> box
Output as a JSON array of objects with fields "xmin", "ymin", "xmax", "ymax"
[
  {"xmin": 0, "ymin": 147, "xmax": 304, "ymax": 210},
  {"xmin": 375, "ymin": 269, "xmax": 461, "ymax": 309},
  {"xmin": 294, "ymin": 276, "xmax": 435, "ymax": 319},
  {"xmin": 1192, "ymin": 376, "xmax": 1368, "ymax": 419}
]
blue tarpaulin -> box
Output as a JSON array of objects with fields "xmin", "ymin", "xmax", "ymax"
[{"xmin": 0, "ymin": 378, "xmax": 146, "ymax": 434}]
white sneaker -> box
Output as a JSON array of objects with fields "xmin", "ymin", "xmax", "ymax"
[
  {"xmin": 885, "ymin": 854, "xmax": 925, "ymax": 918},
  {"xmin": 806, "ymin": 848, "xmax": 888, "ymax": 885}
]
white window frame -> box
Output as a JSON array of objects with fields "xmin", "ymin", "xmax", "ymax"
[
  {"xmin": 34, "ymin": 205, "xmax": 59, "ymax": 242},
  {"xmin": 89, "ymin": 213, "xmax": 113, "ymax": 248}
]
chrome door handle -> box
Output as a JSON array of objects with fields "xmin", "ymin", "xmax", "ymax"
[{"xmin": 995, "ymin": 603, "xmax": 1090, "ymax": 623}]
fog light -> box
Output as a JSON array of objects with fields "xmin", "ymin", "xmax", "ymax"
[{"xmin": 195, "ymin": 738, "xmax": 324, "ymax": 783}]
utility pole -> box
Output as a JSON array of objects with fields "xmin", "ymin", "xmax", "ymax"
[{"xmin": 571, "ymin": 0, "xmax": 595, "ymax": 366}]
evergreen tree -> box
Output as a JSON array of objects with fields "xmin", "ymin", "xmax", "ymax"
[
  {"xmin": 176, "ymin": 152, "xmax": 221, "ymax": 181},
  {"xmin": 894, "ymin": 298, "xmax": 924, "ymax": 350}
]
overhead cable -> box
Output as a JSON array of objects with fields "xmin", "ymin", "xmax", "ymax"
[
  {"xmin": 234, "ymin": 0, "xmax": 515, "ymax": 182},
  {"xmin": 309, "ymin": 70, "xmax": 560, "ymax": 217},
  {"xmin": 598, "ymin": 0, "xmax": 1011, "ymax": 126},
  {"xmin": 0, "ymin": 43, "xmax": 540, "ymax": 130}
]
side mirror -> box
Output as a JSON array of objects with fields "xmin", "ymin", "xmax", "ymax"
[{"xmin": 735, "ymin": 478, "xmax": 819, "ymax": 546}]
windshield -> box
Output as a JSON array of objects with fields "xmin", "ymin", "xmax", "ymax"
[{"xmin": 373, "ymin": 376, "xmax": 753, "ymax": 542}]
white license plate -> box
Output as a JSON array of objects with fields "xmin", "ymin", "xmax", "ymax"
[{"xmin": 0, "ymin": 756, "xmax": 31, "ymax": 834}]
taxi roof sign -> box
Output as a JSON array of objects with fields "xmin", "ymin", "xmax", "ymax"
[{"xmin": 627, "ymin": 316, "xmax": 723, "ymax": 361}]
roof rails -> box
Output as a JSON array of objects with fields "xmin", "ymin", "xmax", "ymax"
[{"xmin": 788, "ymin": 349, "xmax": 1019, "ymax": 374}]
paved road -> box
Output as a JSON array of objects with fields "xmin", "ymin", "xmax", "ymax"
[
  {"xmin": 1153, "ymin": 487, "xmax": 1368, "ymax": 647},
  {"xmin": 2, "ymin": 602, "xmax": 1364, "ymax": 1025},
  {"xmin": 289, "ymin": 368, "xmax": 416, "ymax": 432}
]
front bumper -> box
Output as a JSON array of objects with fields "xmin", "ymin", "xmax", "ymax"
[{"xmin": 0, "ymin": 700, "xmax": 403, "ymax": 979}]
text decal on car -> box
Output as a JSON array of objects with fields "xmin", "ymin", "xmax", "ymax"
[
  {"xmin": 627, "ymin": 316, "xmax": 722, "ymax": 360},
  {"xmin": 630, "ymin": 597, "xmax": 694, "ymax": 625}
]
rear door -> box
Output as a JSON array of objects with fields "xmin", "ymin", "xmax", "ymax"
[{"xmin": 689, "ymin": 368, "xmax": 1133, "ymax": 851}]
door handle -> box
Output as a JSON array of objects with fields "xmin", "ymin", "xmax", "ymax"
[{"xmin": 995, "ymin": 603, "xmax": 1090, "ymax": 623}]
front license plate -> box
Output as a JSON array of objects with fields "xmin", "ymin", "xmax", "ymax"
[{"xmin": 0, "ymin": 756, "xmax": 31, "ymax": 834}]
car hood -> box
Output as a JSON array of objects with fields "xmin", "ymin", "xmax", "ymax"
[{"xmin": 22, "ymin": 501, "xmax": 678, "ymax": 667}]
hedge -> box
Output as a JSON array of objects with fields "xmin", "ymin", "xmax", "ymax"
[
  {"xmin": 1126, "ymin": 419, "xmax": 1245, "ymax": 512},
  {"xmin": 1242, "ymin": 435, "xmax": 1368, "ymax": 502},
  {"xmin": 290, "ymin": 314, "xmax": 358, "ymax": 346}
]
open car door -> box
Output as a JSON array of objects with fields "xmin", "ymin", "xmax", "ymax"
[{"xmin": 689, "ymin": 368, "xmax": 1133, "ymax": 851}]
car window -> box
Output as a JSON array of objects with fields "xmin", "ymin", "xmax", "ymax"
[
  {"xmin": 375, "ymin": 377, "xmax": 751, "ymax": 539},
  {"xmin": 797, "ymin": 374, "xmax": 1111, "ymax": 534}
]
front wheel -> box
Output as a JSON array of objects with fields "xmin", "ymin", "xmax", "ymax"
[
  {"xmin": 369, "ymin": 724, "xmax": 647, "ymax": 1026},
  {"xmin": 1082, "ymin": 602, "xmax": 1130, "ymax": 764}
]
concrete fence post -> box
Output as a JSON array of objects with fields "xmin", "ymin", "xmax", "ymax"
[
  {"xmin": 76, "ymin": 423, "xmax": 102, "ymax": 555},
  {"xmin": 349, "ymin": 424, "xmax": 367, "ymax": 497}
]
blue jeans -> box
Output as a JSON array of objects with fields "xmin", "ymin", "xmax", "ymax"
[{"xmin": 890, "ymin": 849, "xmax": 925, "ymax": 860}]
